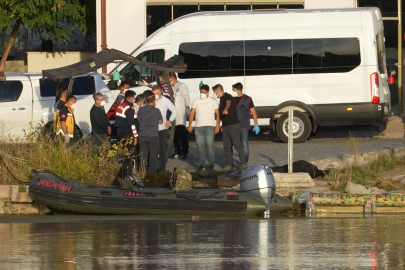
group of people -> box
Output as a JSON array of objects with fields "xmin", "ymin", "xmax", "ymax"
[
  {"xmin": 53, "ymin": 72, "xmax": 260, "ymax": 175},
  {"xmin": 188, "ymin": 82, "xmax": 259, "ymax": 172}
]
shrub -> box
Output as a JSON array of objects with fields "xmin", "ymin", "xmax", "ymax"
[{"xmin": 0, "ymin": 122, "xmax": 121, "ymax": 186}]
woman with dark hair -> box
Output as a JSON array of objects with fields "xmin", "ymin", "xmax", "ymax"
[{"xmin": 54, "ymin": 88, "xmax": 68, "ymax": 111}]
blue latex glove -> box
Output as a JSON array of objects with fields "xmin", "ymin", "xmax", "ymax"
[{"xmin": 253, "ymin": 125, "xmax": 260, "ymax": 135}]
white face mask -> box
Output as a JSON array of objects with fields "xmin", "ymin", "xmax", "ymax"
[
  {"xmin": 71, "ymin": 103, "xmax": 76, "ymax": 109},
  {"xmin": 231, "ymin": 91, "xmax": 239, "ymax": 97},
  {"xmin": 100, "ymin": 100, "xmax": 106, "ymax": 107},
  {"xmin": 155, "ymin": 94, "xmax": 160, "ymax": 100},
  {"xmin": 200, "ymin": 93, "xmax": 208, "ymax": 99}
]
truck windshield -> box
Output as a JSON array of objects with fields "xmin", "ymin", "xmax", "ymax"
[{"xmin": 119, "ymin": 49, "xmax": 165, "ymax": 88}]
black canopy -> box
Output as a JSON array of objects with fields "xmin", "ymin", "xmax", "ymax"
[
  {"xmin": 41, "ymin": 48, "xmax": 186, "ymax": 163},
  {"xmin": 42, "ymin": 48, "xmax": 186, "ymax": 80}
]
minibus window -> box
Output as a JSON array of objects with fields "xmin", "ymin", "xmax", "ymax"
[
  {"xmin": 376, "ymin": 33, "xmax": 387, "ymax": 74},
  {"xmin": 293, "ymin": 38, "xmax": 360, "ymax": 74},
  {"xmin": 245, "ymin": 39, "xmax": 293, "ymax": 76},
  {"xmin": 179, "ymin": 41, "xmax": 243, "ymax": 79}
]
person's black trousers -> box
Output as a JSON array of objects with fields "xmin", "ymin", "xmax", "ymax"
[
  {"xmin": 139, "ymin": 136, "xmax": 160, "ymax": 174},
  {"xmin": 174, "ymin": 125, "xmax": 189, "ymax": 156},
  {"xmin": 158, "ymin": 129, "xmax": 168, "ymax": 172},
  {"xmin": 91, "ymin": 132, "xmax": 108, "ymax": 147}
]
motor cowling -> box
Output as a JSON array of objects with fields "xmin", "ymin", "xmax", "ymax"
[{"xmin": 240, "ymin": 164, "xmax": 276, "ymax": 217}]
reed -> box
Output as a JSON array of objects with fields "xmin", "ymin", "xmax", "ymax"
[{"xmin": 0, "ymin": 122, "xmax": 121, "ymax": 186}]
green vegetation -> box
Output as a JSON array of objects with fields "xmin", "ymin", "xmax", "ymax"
[
  {"xmin": 0, "ymin": 123, "xmax": 121, "ymax": 186},
  {"xmin": 0, "ymin": 0, "xmax": 89, "ymax": 70},
  {"xmin": 324, "ymin": 137, "xmax": 405, "ymax": 192}
]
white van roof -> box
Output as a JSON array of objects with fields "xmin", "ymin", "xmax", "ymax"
[
  {"xmin": 167, "ymin": 7, "xmax": 378, "ymax": 33},
  {"xmin": 169, "ymin": 7, "xmax": 377, "ymax": 23}
]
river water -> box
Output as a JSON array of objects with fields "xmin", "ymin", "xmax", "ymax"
[{"xmin": 0, "ymin": 215, "xmax": 404, "ymax": 269}]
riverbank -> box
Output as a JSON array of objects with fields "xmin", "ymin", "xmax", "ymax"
[{"xmin": 1, "ymin": 135, "xmax": 405, "ymax": 215}]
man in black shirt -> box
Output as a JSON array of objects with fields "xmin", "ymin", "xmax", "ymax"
[
  {"xmin": 90, "ymin": 93, "xmax": 111, "ymax": 146},
  {"xmin": 212, "ymin": 84, "xmax": 247, "ymax": 171}
]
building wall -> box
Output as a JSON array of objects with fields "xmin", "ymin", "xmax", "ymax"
[
  {"xmin": 305, "ymin": 0, "xmax": 355, "ymax": 9},
  {"xmin": 27, "ymin": 52, "xmax": 95, "ymax": 73},
  {"xmin": 96, "ymin": 0, "xmax": 147, "ymax": 72}
]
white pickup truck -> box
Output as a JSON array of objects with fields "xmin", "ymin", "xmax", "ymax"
[{"xmin": 0, "ymin": 72, "xmax": 120, "ymax": 139}]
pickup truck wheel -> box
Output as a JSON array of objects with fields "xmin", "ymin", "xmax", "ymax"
[{"xmin": 276, "ymin": 111, "xmax": 311, "ymax": 143}]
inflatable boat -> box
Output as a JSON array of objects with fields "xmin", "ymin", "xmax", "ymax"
[{"xmin": 29, "ymin": 164, "xmax": 290, "ymax": 217}]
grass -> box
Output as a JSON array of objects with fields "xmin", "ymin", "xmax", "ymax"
[
  {"xmin": 323, "ymin": 136, "xmax": 405, "ymax": 192},
  {"xmin": 0, "ymin": 122, "xmax": 123, "ymax": 186}
]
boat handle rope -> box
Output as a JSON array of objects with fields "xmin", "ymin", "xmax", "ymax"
[{"xmin": 0, "ymin": 157, "xmax": 31, "ymax": 184}]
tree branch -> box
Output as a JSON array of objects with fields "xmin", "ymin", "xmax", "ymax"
[{"xmin": 0, "ymin": 19, "xmax": 21, "ymax": 71}]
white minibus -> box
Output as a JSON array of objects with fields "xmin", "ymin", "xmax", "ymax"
[{"xmin": 114, "ymin": 7, "xmax": 391, "ymax": 142}]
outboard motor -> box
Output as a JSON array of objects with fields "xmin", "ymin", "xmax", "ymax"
[{"xmin": 240, "ymin": 164, "xmax": 276, "ymax": 217}]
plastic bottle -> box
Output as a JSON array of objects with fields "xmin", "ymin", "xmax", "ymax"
[
  {"xmin": 305, "ymin": 194, "xmax": 315, "ymax": 214},
  {"xmin": 296, "ymin": 190, "xmax": 314, "ymax": 204},
  {"xmin": 364, "ymin": 196, "xmax": 372, "ymax": 213},
  {"xmin": 371, "ymin": 198, "xmax": 377, "ymax": 213}
]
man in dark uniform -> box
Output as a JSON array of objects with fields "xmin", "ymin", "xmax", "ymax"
[
  {"xmin": 116, "ymin": 90, "xmax": 138, "ymax": 146},
  {"xmin": 115, "ymin": 90, "xmax": 138, "ymax": 176},
  {"xmin": 58, "ymin": 95, "xmax": 77, "ymax": 144},
  {"xmin": 212, "ymin": 84, "xmax": 247, "ymax": 171}
]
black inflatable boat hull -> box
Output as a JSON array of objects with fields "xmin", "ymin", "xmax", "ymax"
[{"xmin": 29, "ymin": 172, "xmax": 276, "ymax": 216}]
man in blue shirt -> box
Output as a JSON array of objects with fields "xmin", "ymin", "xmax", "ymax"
[{"xmin": 231, "ymin": 82, "xmax": 260, "ymax": 162}]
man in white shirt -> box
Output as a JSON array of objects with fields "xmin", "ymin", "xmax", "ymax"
[
  {"xmin": 152, "ymin": 85, "xmax": 177, "ymax": 172},
  {"xmin": 169, "ymin": 72, "xmax": 191, "ymax": 160},
  {"xmin": 188, "ymin": 84, "xmax": 220, "ymax": 172}
]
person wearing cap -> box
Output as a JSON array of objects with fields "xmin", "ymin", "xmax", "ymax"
[
  {"xmin": 188, "ymin": 84, "xmax": 220, "ymax": 172},
  {"xmin": 137, "ymin": 90, "xmax": 163, "ymax": 174}
]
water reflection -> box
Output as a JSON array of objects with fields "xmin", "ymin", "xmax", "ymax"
[{"xmin": 0, "ymin": 216, "xmax": 405, "ymax": 269}]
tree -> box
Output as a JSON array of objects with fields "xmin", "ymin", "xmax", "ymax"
[{"xmin": 0, "ymin": 0, "xmax": 87, "ymax": 71}]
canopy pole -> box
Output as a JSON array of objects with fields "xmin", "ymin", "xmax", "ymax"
[
  {"xmin": 152, "ymin": 70, "xmax": 161, "ymax": 88},
  {"xmin": 67, "ymin": 77, "xmax": 74, "ymax": 95},
  {"xmin": 163, "ymin": 73, "xmax": 175, "ymax": 163}
]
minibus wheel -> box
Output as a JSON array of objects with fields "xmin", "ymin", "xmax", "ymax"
[{"xmin": 276, "ymin": 111, "xmax": 311, "ymax": 143}]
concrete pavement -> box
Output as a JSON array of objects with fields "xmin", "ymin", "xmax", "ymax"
[{"xmin": 166, "ymin": 134, "xmax": 405, "ymax": 172}]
